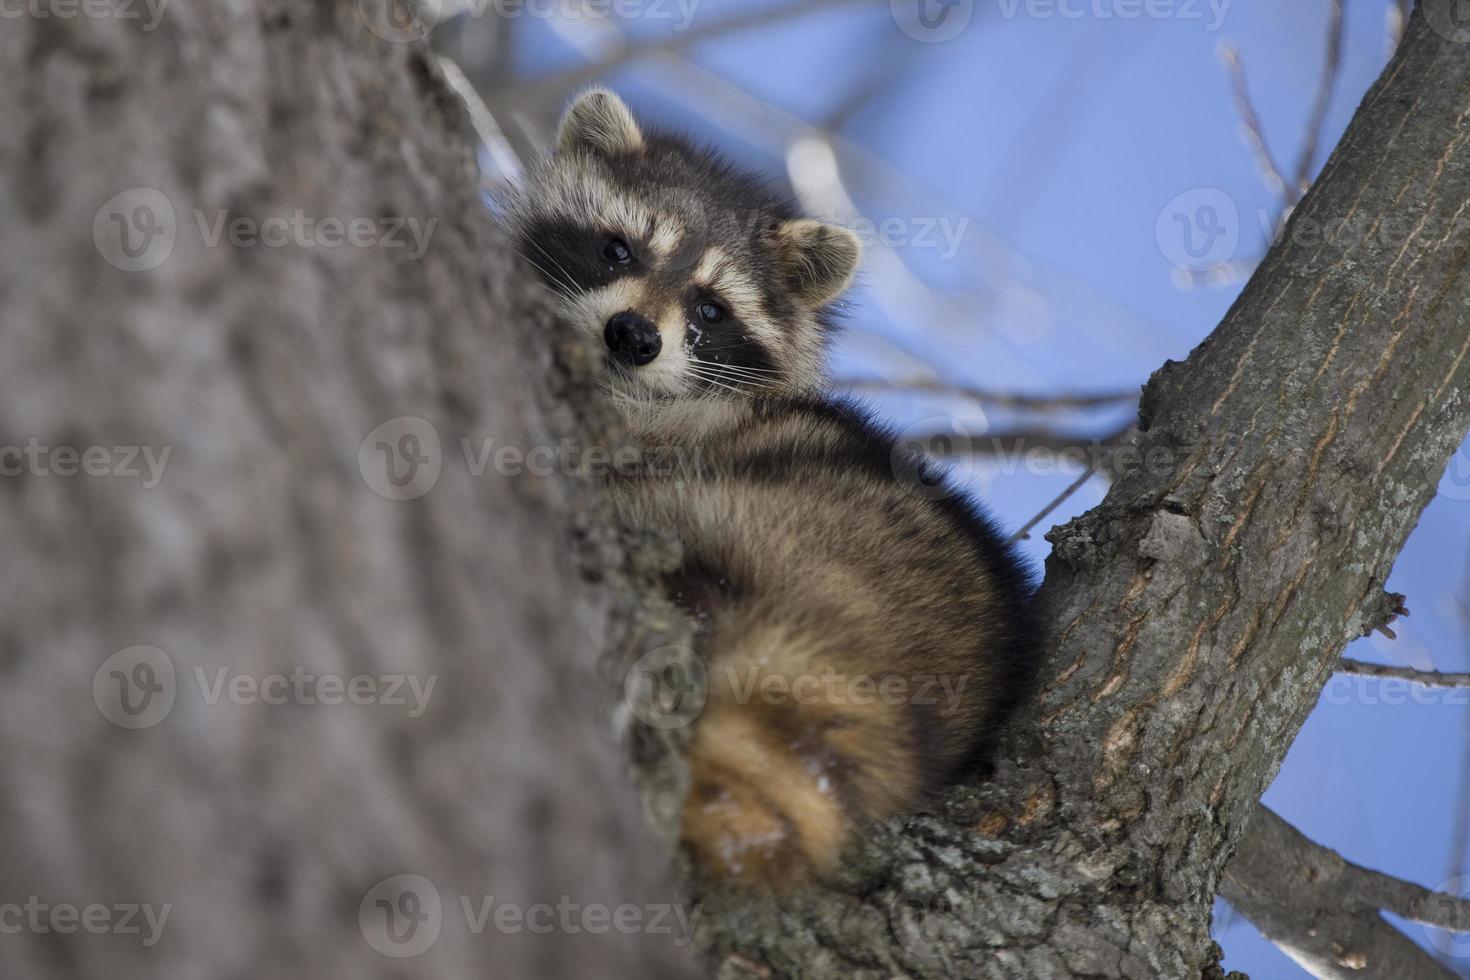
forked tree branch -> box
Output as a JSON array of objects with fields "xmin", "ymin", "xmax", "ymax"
[
  {"xmin": 1222, "ymin": 807, "xmax": 1470, "ymax": 980},
  {"xmin": 690, "ymin": 5, "xmax": 1470, "ymax": 975}
]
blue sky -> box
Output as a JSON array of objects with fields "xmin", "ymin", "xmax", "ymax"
[{"xmin": 496, "ymin": 1, "xmax": 1469, "ymax": 971}]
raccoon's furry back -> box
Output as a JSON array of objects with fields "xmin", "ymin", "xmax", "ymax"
[{"xmin": 610, "ymin": 397, "xmax": 1039, "ymax": 884}]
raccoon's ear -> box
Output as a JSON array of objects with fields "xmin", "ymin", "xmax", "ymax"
[
  {"xmin": 773, "ymin": 219, "xmax": 862, "ymax": 308},
  {"xmin": 556, "ymin": 88, "xmax": 644, "ymax": 157}
]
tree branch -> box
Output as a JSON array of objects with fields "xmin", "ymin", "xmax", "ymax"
[
  {"xmin": 1339, "ymin": 658, "xmax": 1470, "ymax": 688},
  {"xmin": 689, "ymin": 5, "xmax": 1470, "ymax": 975},
  {"xmin": 1223, "ymin": 807, "xmax": 1467, "ymax": 980},
  {"xmin": 835, "ymin": 377, "xmax": 1140, "ymax": 412}
]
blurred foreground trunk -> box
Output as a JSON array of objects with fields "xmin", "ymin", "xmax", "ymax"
[{"xmin": 0, "ymin": 4, "xmax": 695, "ymax": 978}]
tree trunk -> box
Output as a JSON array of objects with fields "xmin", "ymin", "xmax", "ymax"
[
  {"xmin": 5, "ymin": 2, "xmax": 1470, "ymax": 979},
  {"xmin": 685, "ymin": 5, "xmax": 1470, "ymax": 978},
  {"xmin": 1, "ymin": 4, "xmax": 695, "ymax": 978}
]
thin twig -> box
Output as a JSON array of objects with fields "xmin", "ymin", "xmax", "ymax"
[
  {"xmin": 511, "ymin": 0, "xmax": 887, "ymax": 112},
  {"xmin": 1010, "ymin": 465, "xmax": 1096, "ymax": 543},
  {"xmin": 1292, "ymin": 0, "xmax": 1346, "ymax": 198},
  {"xmin": 435, "ymin": 55, "xmax": 525, "ymax": 180},
  {"xmin": 1388, "ymin": 0, "xmax": 1411, "ymax": 54},
  {"xmin": 1337, "ymin": 658, "xmax": 1470, "ymax": 689},
  {"xmin": 1219, "ymin": 41, "xmax": 1291, "ymax": 202},
  {"xmin": 836, "ymin": 377, "xmax": 1139, "ymax": 412}
]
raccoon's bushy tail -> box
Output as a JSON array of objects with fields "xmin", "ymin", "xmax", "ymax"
[{"xmin": 679, "ymin": 606, "xmax": 934, "ymax": 885}]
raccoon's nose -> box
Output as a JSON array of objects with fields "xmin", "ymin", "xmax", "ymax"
[{"xmin": 604, "ymin": 311, "xmax": 662, "ymax": 367}]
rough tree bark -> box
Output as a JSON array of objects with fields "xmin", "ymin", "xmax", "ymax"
[
  {"xmin": 3, "ymin": 3, "xmax": 1469, "ymax": 980},
  {"xmin": 684, "ymin": 5, "xmax": 1470, "ymax": 978},
  {"xmin": 1, "ymin": 4, "xmax": 696, "ymax": 978}
]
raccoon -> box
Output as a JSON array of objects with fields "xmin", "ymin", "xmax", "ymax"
[{"xmin": 507, "ymin": 89, "xmax": 1040, "ymax": 885}]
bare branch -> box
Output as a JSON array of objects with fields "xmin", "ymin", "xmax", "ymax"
[
  {"xmin": 1010, "ymin": 465, "xmax": 1097, "ymax": 543},
  {"xmin": 905, "ymin": 422, "xmax": 1133, "ymax": 463},
  {"xmin": 1224, "ymin": 807, "xmax": 1467, "ymax": 980},
  {"xmin": 1292, "ymin": 0, "xmax": 1346, "ymax": 197},
  {"xmin": 1338, "ymin": 658, "xmax": 1470, "ymax": 688},
  {"xmin": 1219, "ymin": 41, "xmax": 1292, "ymax": 201},
  {"xmin": 511, "ymin": 0, "xmax": 886, "ymax": 112},
  {"xmin": 835, "ymin": 377, "xmax": 1140, "ymax": 412}
]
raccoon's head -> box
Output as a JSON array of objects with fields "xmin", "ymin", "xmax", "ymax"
[{"xmin": 507, "ymin": 89, "xmax": 862, "ymax": 404}]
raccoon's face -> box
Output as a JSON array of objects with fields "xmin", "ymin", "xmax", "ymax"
[{"xmin": 508, "ymin": 89, "xmax": 862, "ymax": 403}]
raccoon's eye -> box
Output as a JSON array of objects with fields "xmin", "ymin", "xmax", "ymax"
[
  {"xmin": 696, "ymin": 300, "xmax": 726, "ymax": 324},
  {"xmin": 602, "ymin": 237, "xmax": 633, "ymax": 265}
]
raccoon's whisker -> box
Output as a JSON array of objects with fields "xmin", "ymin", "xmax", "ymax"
[
  {"xmin": 685, "ymin": 367, "xmax": 753, "ymax": 398},
  {"xmin": 515, "ymin": 240, "xmax": 580, "ymax": 297},
  {"xmin": 690, "ymin": 364, "xmax": 781, "ymax": 390},
  {"xmin": 695, "ymin": 362, "xmax": 783, "ymax": 382},
  {"xmin": 524, "ymin": 239, "xmax": 582, "ymax": 296},
  {"xmin": 687, "ymin": 374, "xmax": 760, "ymax": 398},
  {"xmin": 686, "ymin": 353, "xmax": 783, "ymax": 373},
  {"xmin": 514, "ymin": 251, "xmax": 578, "ymax": 300},
  {"xmin": 688, "ymin": 344, "xmax": 784, "ymax": 366}
]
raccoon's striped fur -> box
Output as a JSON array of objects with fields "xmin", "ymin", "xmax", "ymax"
[{"xmin": 508, "ymin": 89, "xmax": 1040, "ymax": 885}]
